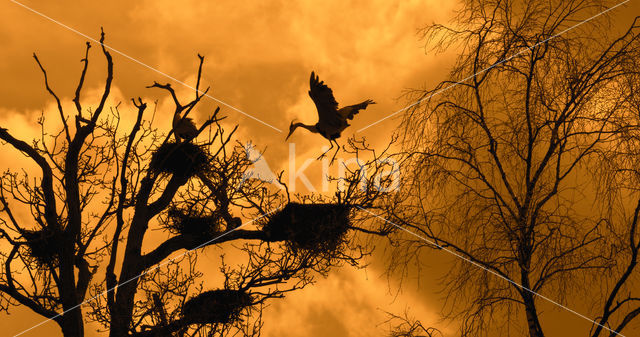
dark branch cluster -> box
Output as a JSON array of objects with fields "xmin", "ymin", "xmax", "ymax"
[{"xmin": 0, "ymin": 31, "xmax": 394, "ymax": 337}]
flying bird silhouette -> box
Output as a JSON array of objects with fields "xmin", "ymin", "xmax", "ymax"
[
  {"xmin": 173, "ymin": 110, "xmax": 198, "ymax": 142},
  {"xmin": 286, "ymin": 71, "xmax": 375, "ymax": 161}
]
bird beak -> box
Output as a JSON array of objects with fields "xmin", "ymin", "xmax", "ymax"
[{"xmin": 285, "ymin": 121, "xmax": 295, "ymax": 141}]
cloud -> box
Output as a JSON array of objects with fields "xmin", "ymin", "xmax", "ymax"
[
  {"xmin": 0, "ymin": 1, "xmax": 460, "ymax": 335},
  {"xmin": 262, "ymin": 266, "xmax": 442, "ymax": 337}
]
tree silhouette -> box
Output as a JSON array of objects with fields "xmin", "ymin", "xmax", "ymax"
[
  {"xmin": 0, "ymin": 30, "xmax": 397, "ymax": 337},
  {"xmin": 383, "ymin": 311, "xmax": 442, "ymax": 337},
  {"xmin": 387, "ymin": 1, "xmax": 640, "ymax": 336}
]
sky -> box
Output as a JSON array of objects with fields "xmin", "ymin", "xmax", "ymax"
[{"xmin": 1, "ymin": 1, "xmax": 639, "ymax": 336}]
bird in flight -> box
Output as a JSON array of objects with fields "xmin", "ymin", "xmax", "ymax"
[
  {"xmin": 285, "ymin": 71, "xmax": 375, "ymax": 162},
  {"xmin": 172, "ymin": 110, "xmax": 198, "ymax": 142}
]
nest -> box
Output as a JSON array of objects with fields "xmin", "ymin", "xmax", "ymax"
[
  {"xmin": 165, "ymin": 208, "xmax": 220, "ymax": 237},
  {"xmin": 22, "ymin": 228, "xmax": 62, "ymax": 267},
  {"xmin": 149, "ymin": 141, "xmax": 209, "ymax": 178},
  {"xmin": 182, "ymin": 289, "xmax": 252, "ymax": 324},
  {"xmin": 262, "ymin": 203, "xmax": 351, "ymax": 254}
]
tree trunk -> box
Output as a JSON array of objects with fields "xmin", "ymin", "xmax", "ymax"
[
  {"xmin": 109, "ymin": 177, "xmax": 155, "ymax": 337},
  {"xmin": 109, "ymin": 212, "xmax": 147, "ymax": 337},
  {"xmin": 60, "ymin": 311, "xmax": 84, "ymax": 337},
  {"xmin": 521, "ymin": 282, "xmax": 545, "ymax": 337},
  {"xmin": 59, "ymin": 236, "xmax": 84, "ymax": 337}
]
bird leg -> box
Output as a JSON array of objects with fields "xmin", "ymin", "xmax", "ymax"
[
  {"xmin": 329, "ymin": 140, "xmax": 340, "ymax": 164},
  {"xmin": 317, "ymin": 140, "xmax": 340, "ymax": 164},
  {"xmin": 317, "ymin": 141, "xmax": 335, "ymax": 161}
]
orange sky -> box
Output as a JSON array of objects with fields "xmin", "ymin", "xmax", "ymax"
[{"xmin": 1, "ymin": 1, "xmax": 639, "ymax": 336}]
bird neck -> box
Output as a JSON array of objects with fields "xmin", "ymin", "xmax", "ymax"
[
  {"xmin": 294, "ymin": 122, "xmax": 319, "ymax": 134},
  {"xmin": 173, "ymin": 111, "xmax": 181, "ymax": 125}
]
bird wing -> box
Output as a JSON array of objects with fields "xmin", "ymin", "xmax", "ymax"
[
  {"xmin": 338, "ymin": 99, "xmax": 375, "ymax": 121},
  {"xmin": 308, "ymin": 71, "xmax": 342, "ymax": 128}
]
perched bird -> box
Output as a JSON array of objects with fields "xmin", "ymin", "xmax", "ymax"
[
  {"xmin": 172, "ymin": 111, "xmax": 198, "ymax": 142},
  {"xmin": 285, "ymin": 71, "xmax": 375, "ymax": 161}
]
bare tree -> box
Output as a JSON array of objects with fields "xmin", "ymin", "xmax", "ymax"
[
  {"xmin": 383, "ymin": 311, "xmax": 442, "ymax": 337},
  {"xmin": 0, "ymin": 30, "xmax": 397, "ymax": 337},
  {"xmin": 386, "ymin": 1, "xmax": 640, "ymax": 336}
]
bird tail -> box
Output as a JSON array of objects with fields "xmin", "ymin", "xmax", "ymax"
[{"xmin": 341, "ymin": 99, "xmax": 376, "ymax": 120}]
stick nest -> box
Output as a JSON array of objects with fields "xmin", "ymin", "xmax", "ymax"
[
  {"xmin": 149, "ymin": 141, "xmax": 209, "ymax": 178},
  {"xmin": 182, "ymin": 289, "xmax": 252, "ymax": 324},
  {"xmin": 262, "ymin": 203, "xmax": 351, "ymax": 254},
  {"xmin": 22, "ymin": 228, "xmax": 62, "ymax": 267},
  {"xmin": 166, "ymin": 208, "xmax": 221, "ymax": 236}
]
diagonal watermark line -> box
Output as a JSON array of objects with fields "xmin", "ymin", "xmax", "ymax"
[
  {"xmin": 9, "ymin": 0, "xmax": 283, "ymax": 133},
  {"xmin": 357, "ymin": 0, "xmax": 630, "ymax": 133},
  {"xmin": 12, "ymin": 208, "xmax": 280, "ymax": 337},
  {"xmin": 356, "ymin": 206, "xmax": 626, "ymax": 337}
]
